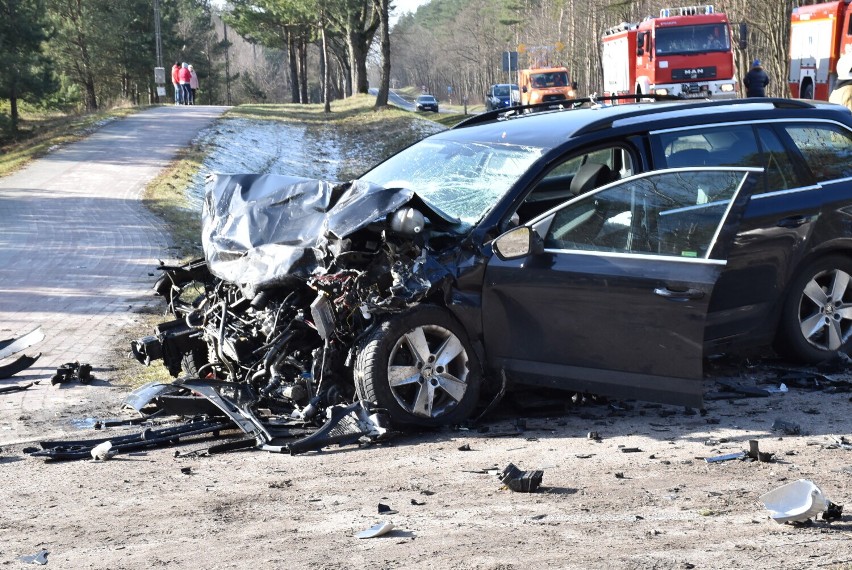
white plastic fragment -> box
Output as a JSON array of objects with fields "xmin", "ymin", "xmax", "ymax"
[
  {"xmin": 759, "ymin": 479, "xmax": 828, "ymax": 523},
  {"xmin": 355, "ymin": 521, "xmax": 394, "ymax": 539},
  {"xmin": 91, "ymin": 440, "xmax": 114, "ymax": 461}
]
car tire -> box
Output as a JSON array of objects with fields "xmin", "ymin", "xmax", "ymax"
[
  {"xmin": 777, "ymin": 255, "xmax": 852, "ymax": 363},
  {"xmin": 354, "ymin": 305, "xmax": 480, "ymax": 426}
]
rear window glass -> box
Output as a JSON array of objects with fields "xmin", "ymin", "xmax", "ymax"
[
  {"xmin": 656, "ymin": 125, "xmax": 760, "ymax": 169},
  {"xmin": 784, "ymin": 124, "xmax": 852, "ymax": 182}
]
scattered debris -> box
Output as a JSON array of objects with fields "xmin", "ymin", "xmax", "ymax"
[
  {"xmin": 0, "ymin": 327, "xmax": 45, "ymax": 360},
  {"xmin": 90, "ymin": 441, "xmax": 114, "ymax": 461},
  {"xmin": 829, "ymin": 435, "xmax": 852, "ymax": 451},
  {"xmin": 181, "ymin": 467, "xmax": 192, "ymax": 475},
  {"xmin": 410, "ymin": 499, "xmax": 425, "ymax": 506},
  {"xmin": 499, "ymin": 463, "xmax": 543, "ymax": 492},
  {"xmin": 759, "ymin": 479, "xmax": 829, "ymax": 523},
  {"xmin": 378, "ymin": 503, "xmax": 397, "ymax": 515},
  {"xmin": 706, "ymin": 379, "xmax": 770, "ymax": 399},
  {"xmin": 18, "ymin": 549, "xmax": 49, "ymax": 565},
  {"xmin": 0, "ymin": 382, "xmax": 35, "ymax": 394},
  {"xmin": 587, "ymin": 431, "xmax": 601, "ymax": 441},
  {"xmin": 823, "ymin": 501, "xmax": 844, "ymax": 522},
  {"xmin": 705, "ymin": 452, "xmax": 746, "ymax": 463},
  {"xmin": 747, "ymin": 440, "xmax": 774, "ymax": 463},
  {"xmin": 50, "ymin": 362, "xmax": 94, "ymax": 385},
  {"xmin": 355, "ymin": 521, "xmax": 394, "ymax": 539},
  {"xmin": 772, "ymin": 419, "xmax": 803, "ymax": 436},
  {"xmin": 620, "ymin": 447, "xmax": 642, "ymax": 453},
  {"xmin": 27, "ymin": 418, "xmax": 233, "ymax": 461},
  {"xmin": 0, "ymin": 353, "xmax": 41, "ymax": 379},
  {"xmin": 457, "ymin": 443, "xmax": 471, "ymax": 451}
]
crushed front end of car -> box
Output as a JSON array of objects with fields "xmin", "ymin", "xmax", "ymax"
[{"xmin": 130, "ymin": 173, "xmax": 480, "ymax": 452}]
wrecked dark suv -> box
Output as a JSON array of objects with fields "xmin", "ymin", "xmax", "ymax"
[{"xmin": 133, "ymin": 97, "xmax": 852, "ymax": 435}]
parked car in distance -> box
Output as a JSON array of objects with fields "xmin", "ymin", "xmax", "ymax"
[
  {"xmin": 415, "ymin": 94, "xmax": 439, "ymax": 112},
  {"xmin": 138, "ymin": 96, "xmax": 852, "ymax": 430},
  {"xmin": 485, "ymin": 83, "xmax": 520, "ymax": 110}
]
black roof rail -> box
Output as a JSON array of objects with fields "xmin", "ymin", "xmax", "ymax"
[
  {"xmin": 573, "ymin": 97, "xmax": 818, "ymax": 137},
  {"xmin": 451, "ymin": 93, "xmax": 682, "ymax": 129},
  {"xmin": 453, "ymin": 95, "xmax": 818, "ymax": 132}
]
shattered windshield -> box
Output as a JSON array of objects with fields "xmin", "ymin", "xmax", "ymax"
[{"xmin": 359, "ymin": 139, "xmax": 544, "ymax": 229}]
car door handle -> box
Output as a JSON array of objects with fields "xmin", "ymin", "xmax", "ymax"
[
  {"xmin": 654, "ymin": 287, "xmax": 705, "ymax": 301},
  {"xmin": 776, "ymin": 215, "xmax": 812, "ymax": 228}
]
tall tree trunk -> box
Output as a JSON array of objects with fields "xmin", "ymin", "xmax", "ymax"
[
  {"xmin": 299, "ymin": 34, "xmax": 308, "ymax": 104},
  {"xmin": 348, "ymin": 32, "xmax": 370, "ymax": 94},
  {"xmin": 321, "ymin": 14, "xmax": 331, "ymax": 113},
  {"xmin": 10, "ymin": 80, "xmax": 19, "ymax": 131},
  {"xmin": 288, "ymin": 30, "xmax": 300, "ymax": 103},
  {"xmin": 373, "ymin": 0, "xmax": 390, "ymax": 107}
]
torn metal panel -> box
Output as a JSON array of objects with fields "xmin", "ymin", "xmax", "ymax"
[
  {"xmin": 123, "ymin": 382, "xmax": 188, "ymax": 413},
  {"xmin": 178, "ymin": 379, "xmax": 273, "ymax": 445},
  {"xmin": 0, "ymin": 352, "xmax": 40, "ymax": 379},
  {"xmin": 0, "ymin": 327, "xmax": 44, "ymax": 360}
]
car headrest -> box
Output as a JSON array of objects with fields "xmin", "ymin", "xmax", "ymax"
[
  {"xmin": 667, "ymin": 148, "xmax": 710, "ymax": 167},
  {"xmin": 570, "ymin": 162, "xmax": 613, "ymax": 196}
]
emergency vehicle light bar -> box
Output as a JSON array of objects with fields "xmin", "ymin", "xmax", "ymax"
[
  {"xmin": 603, "ymin": 22, "xmax": 637, "ymax": 36},
  {"xmin": 660, "ymin": 5, "xmax": 715, "ymax": 17}
]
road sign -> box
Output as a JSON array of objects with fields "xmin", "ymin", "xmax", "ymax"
[{"xmin": 502, "ymin": 51, "xmax": 518, "ymax": 72}]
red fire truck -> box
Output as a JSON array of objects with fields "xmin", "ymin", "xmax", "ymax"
[
  {"xmin": 602, "ymin": 5, "xmax": 740, "ymax": 100},
  {"xmin": 789, "ymin": 0, "xmax": 852, "ymax": 100}
]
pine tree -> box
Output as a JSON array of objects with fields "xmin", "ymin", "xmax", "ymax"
[{"xmin": 0, "ymin": 0, "xmax": 58, "ymax": 131}]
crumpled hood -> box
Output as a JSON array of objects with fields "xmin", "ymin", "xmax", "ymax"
[{"xmin": 202, "ymin": 174, "xmax": 414, "ymax": 289}]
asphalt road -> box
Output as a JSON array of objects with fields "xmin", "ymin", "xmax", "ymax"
[{"xmin": 0, "ymin": 105, "xmax": 227, "ymax": 442}]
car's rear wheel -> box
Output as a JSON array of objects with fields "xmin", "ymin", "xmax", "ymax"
[
  {"xmin": 354, "ymin": 305, "xmax": 480, "ymax": 426},
  {"xmin": 777, "ymin": 256, "xmax": 852, "ymax": 363}
]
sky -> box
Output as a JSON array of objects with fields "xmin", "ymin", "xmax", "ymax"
[{"xmin": 393, "ymin": 0, "xmax": 431, "ymax": 17}]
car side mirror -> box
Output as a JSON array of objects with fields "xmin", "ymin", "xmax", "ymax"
[{"xmin": 493, "ymin": 226, "xmax": 544, "ymax": 260}]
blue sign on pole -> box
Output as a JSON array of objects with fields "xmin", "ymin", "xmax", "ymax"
[{"xmin": 502, "ymin": 51, "xmax": 519, "ymax": 72}]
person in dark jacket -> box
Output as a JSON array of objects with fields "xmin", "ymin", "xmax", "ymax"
[{"xmin": 744, "ymin": 59, "xmax": 770, "ymax": 97}]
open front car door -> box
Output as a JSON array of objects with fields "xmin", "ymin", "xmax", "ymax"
[{"xmin": 483, "ymin": 167, "xmax": 761, "ymax": 407}]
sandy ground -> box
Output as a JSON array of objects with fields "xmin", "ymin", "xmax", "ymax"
[{"xmin": 2, "ymin": 352, "xmax": 852, "ymax": 569}]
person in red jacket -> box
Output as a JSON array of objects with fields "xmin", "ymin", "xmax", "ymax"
[
  {"xmin": 179, "ymin": 62, "xmax": 192, "ymax": 105},
  {"xmin": 171, "ymin": 62, "xmax": 182, "ymax": 105}
]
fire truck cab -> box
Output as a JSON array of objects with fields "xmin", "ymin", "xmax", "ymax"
[
  {"xmin": 602, "ymin": 5, "xmax": 740, "ymax": 100},
  {"xmin": 789, "ymin": 0, "xmax": 852, "ymax": 100}
]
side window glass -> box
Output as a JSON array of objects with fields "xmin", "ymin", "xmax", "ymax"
[
  {"xmin": 516, "ymin": 147, "xmax": 633, "ymax": 223},
  {"xmin": 656, "ymin": 125, "xmax": 760, "ymax": 168},
  {"xmin": 756, "ymin": 126, "xmax": 799, "ymax": 192},
  {"xmin": 544, "ymin": 170, "xmax": 748, "ymax": 259},
  {"xmin": 784, "ymin": 124, "xmax": 852, "ymax": 181}
]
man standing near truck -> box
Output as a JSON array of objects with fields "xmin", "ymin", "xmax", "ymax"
[{"xmin": 744, "ymin": 59, "xmax": 770, "ymax": 97}]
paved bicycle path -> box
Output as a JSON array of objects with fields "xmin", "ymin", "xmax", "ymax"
[{"xmin": 0, "ymin": 105, "xmax": 228, "ymax": 444}]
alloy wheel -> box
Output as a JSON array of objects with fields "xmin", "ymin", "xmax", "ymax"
[{"xmin": 387, "ymin": 324, "xmax": 470, "ymax": 419}]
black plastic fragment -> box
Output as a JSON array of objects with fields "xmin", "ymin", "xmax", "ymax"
[
  {"xmin": 823, "ymin": 501, "xmax": 844, "ymax": 522},
  {"xmin": 499, "ymin": 462, "xmax": 543, "ymax": 492},
  {"xmin": 0, "ymin": 352, "xmax": 41, "ymax": 379},
  {"xmin": 0, "ymin": 382, "xmax": 34, "ymax": 394},
  {"xmin": 29, "ymin": 418, "xmax": 233, "ymax": 461}
]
